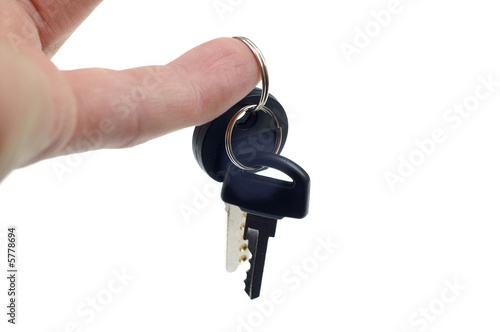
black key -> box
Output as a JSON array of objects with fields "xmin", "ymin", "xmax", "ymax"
[
  {"xmin": 222, "ymin": 152, "xmax": 310, "ymax": 298},
  {"xmin": 192, "ymin": 88, "xmax": 310, "ymax": 299},
  {"xmin": 193, "ymin": 88, "xmax": 289, "ymax": 274},
  {"xmin": 244, "ymin": 214, "xmax": 277, "ymax": 299}
]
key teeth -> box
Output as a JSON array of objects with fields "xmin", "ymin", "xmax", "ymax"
[
  {"xmin": 244, "ymin": 227, "xmax": 259, "ymax": 299},
  {"xmin": 244, "ymin": 259, "xmax": 258, "ymax": 299},
  {"xmin": 244, "ymin": 242, "xmax": 262, "ymax": 299},
  {"xmin": 225, "ymin": 204, "xmax": 251, "ymax": 273}
]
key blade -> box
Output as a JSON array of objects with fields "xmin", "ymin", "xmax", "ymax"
[
  {"xmin": 243, "ymin": 214, "xmax": 277, "ymax": 299},
  {"xmin": 244, "ymin": 228, "xmax": 260, "ymax": 299},
  {"xmin": 225, "ymin": 204, "xmax": 250, "ymax": 272}
]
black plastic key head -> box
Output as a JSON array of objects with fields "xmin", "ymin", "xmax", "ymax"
[
  {"xmin": 192, "ymin": 88, "xmax": 288, "ymax": 182},
  {"xmin": 221, "ymin": 152, "xmax": 310, "ymax": 220}
]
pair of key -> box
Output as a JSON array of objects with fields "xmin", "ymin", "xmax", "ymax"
[{"xmin": 192, "ymin": 88, "xmax": 310, "ymax": 299}]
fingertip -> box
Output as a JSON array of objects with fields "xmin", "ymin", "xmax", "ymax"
[{"xmin": 171, "ymin": 37, "xmax": 261, "ymax": 126}]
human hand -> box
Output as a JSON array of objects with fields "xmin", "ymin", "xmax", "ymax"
[{"xmin": 0, "ymin": 0, "xmax": 259, "ymax": 181}]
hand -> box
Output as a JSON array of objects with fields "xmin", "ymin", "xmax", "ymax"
[{"xmin": 0, "ymin": 0, "xmax": 259, "ymax": 181}]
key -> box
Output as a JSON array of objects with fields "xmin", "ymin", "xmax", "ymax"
[
  {"xmin": 222, "ymin": 152, "xmax": 310, "ymax": 299},
  {"xmin": 192, "ymin": 88, "xmax": 310, "ymax": 299},
  {"xmin": 193, "ymin": 87, "xmax": 289, "ymax": 274}
]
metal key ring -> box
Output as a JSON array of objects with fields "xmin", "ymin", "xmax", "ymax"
[
  {"xmin": 225, "ymin": 37, "xmax": 281, "ymax": 171},
  {"xmin": 225, "ymin": 104, "xmax": 283, "ymax": 171},
  {"xmin": 233, "ymin": 36, "xmax": 269, "ymax": 111}
]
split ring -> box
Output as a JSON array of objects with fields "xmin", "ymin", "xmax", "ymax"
[
  {"xmin": 233, "ymin": 36, "xmax": 269, "ymax": 112},
  {"xmin": 225, "ymin": 37, "xmax": 280, "ymax": 171},
  {"xmin": 225, "ymin": 104, "xmax": 283, "ymax": 171}
]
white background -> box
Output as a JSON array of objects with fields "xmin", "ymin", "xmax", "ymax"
[{"xmin": 1, "ymin": 0, "xmax": 500, "ymax": 331}]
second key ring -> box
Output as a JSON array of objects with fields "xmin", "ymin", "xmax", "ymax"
[{"xmin": 225, "ymin": 104, "xmax": 283, "ymax": 171}]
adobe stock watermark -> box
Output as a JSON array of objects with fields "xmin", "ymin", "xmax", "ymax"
[
  {"xmin": 384, "ymin": 74, "xmax": 499, "ymax": 192},
  {"xmin": 397, "ymin": 278, "xmax": 466, "ymax": 332},
  {"xmin": 54, "ymin": 268, "xmax": 134, "ymax": 332},
  {"xmin": 235, "ymin": 235, "xmax": 340, "ymax": 332},
  {"xmin": 213, "ymin": 0, "xmax": 246, "ymax": 21},
  {"xmin": 51, "ymin": 66, "xmax": 164, "ymax": 182},
  {"xmin": 340, "ymin": 0, "xmax": 416, "ymax": 64},
  {"xmin": 178, "ymin": 181, "xmax": 221, "ymax": 224}
]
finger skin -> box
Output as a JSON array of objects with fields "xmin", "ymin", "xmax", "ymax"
[
  {"xmin": 0, "ymin": 1, "xmax": 260, "ymax": 181},
  {"xmin": 62, "ymin": 37, "xmax": 260, "ymax": 151},
  {"xmin": 0, "ymin": 37, "xmax": 260, "ymax": 176},
  {"xmin": 0, "ymin": 38, "xmax": 76, "ymax": 178},
  {"xmin": 16, "ymin": 0, "xmax": 103, "ymax": 56}
]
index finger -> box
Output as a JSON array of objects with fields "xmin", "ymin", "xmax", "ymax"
[{"xmin": 49, "ymin": 37, "xmax": 260, "ymax": 159}]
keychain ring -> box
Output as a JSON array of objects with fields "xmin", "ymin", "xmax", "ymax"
[
  {"xmin": 225, "ymin": 37, "xmax": 279, "ymax": 171},
  {"xmin": 233, "ymin": 36, "xmax": 269, "ymax": 111},
  {"xmin": 225, "ymin": 104, "xmax": 283, "ymax": 171}
]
